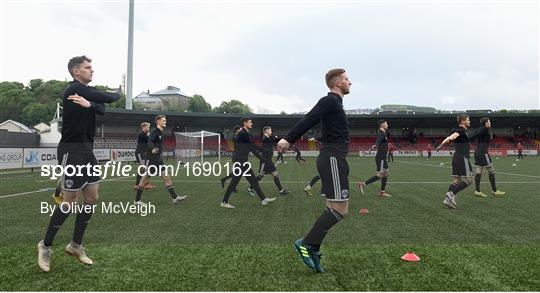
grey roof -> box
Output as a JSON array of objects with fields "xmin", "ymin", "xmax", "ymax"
[
  {"xmin": 135, "ymin": 91, "xmax": 151, "ymax": 99},
  {"xmin": 151, "ymin": 86, "xmax": 186, "ymax": 96},
  {"xmin": 0, "ymin": 119, "xmax": 33, "ymax": 133},
  {"xmin": 134, "ymin": 96, "xmax": 162, "ymax": 103}
]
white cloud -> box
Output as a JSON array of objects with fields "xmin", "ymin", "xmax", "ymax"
[
  {"xmin": 440, "ymin": 95, "xmax": 464, "ymax": 106},
  {"xmin": 1, "ymin": 1, "xmax": 538, "ymax": 112},
  {"xmin": 449, "ymin": 69, "xmax": 539, "ymax": 109}
]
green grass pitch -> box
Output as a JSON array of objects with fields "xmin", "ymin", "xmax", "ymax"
[{"xmin": 0, "ymin": 156, "xmax": 539, "ymax": 291}]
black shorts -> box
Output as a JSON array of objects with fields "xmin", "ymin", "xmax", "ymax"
[
  {"xmin": 375, "ymin": 157, "xmax": 389, "ymax": 172},
  {"xmin": 452, "ymin": 155, "xmax": 473, "ymax": 177},
  {"xmin": 58, "ymin": 151, "xmax": 100, "ymax": 191},
  {"xmin": 317, "ymin": 153, "xmax": 349, "ymax": 201},
  {"xmin": 474, "ymin": 152, "xmax": 492, "ymax": 167},
  {"xmin": 258, "ymin": 159, "xmax": 277, "ymax": 174},
  {"xmin": 135, "ymin": 152, "xmax": 147, "ymax": 165},
  {"xmin": 144, "ymin": 158, "xmax": 168, "ymax": 174}
]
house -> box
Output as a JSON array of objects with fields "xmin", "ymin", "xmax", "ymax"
[
  {"xmin": 133, "ymin": 86, "xmax": 190, "ymax": 111},
  {"xmin": 33, "ymin": 122, "xmax": 50, "ymax": 133},
  {"xmin": 0, "ymin": 119, "xmax": 34, "ymax": 133},
  {"xmin": 133, "ymin": 90, "xmax": 163, "ymax": 111}
]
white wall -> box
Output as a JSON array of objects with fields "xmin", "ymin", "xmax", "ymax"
[{"xmin": 39, "ymin": 121, "xmax": 61, "ymax": 147}]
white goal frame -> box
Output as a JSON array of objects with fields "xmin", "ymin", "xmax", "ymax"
[{"xmin": 174, "ymin": 130, "xmax": 221, "ymax": 163}]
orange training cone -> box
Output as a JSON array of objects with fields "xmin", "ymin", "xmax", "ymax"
[
  {"xmin": 359, "ymin": 208, "xmax": 369, "ymax": 215},
  {"xmin": 401, "ymin": 251, "xmax": 420, "ymax": 262}
]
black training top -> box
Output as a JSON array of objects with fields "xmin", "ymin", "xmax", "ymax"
[
  {"xmin": 233, "ymin": 128, "xmax": 264, "ymax": 161},
  {"xmin": 135, "ymin": 131, "xmax": 148, "ymax": 158},
  {"xmin": 147, "ymin": 127, "xmax": 164, "ymax": 160},
  {"xmin": 59, "ymin": 80, "xmax": 119, "ymax": 153},
  {"xmin": 261, "ymin": 135, "xmax": 278, "ymax": 158},
  {"xmin": 470, "ymin": 126, "xmax": 491, "ymax": 155},
  {"xmin": 284, "ymin": 92, "xmax": 350, "ymax": 154},
  {"xmin": 232, "ymin": 134, "xmax": 238, "ymax": 152},
  {"xmin": 452, "ymin": 126, "xmax": 470, "ymax": 158},
  {"xmin": 375, "ymin": 130, "xmax": 388, "ymax": 158}
]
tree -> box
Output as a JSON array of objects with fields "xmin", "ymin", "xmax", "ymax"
[
  {"xmin": 32, "ymin": 80, "xmax": 68, "ymax": 104},
  {"xmin": 28, "ymin": 79, "xmax": 44, "ymax": 92},
  {"xmin": 188, "ymin": 94, "xmax": 212, "ymax": 112},
  {"xmin": 21, "ymin": 103, "xmax": 51, "ymax": 126},
  {"xmin": 0, "ymin": 88, "xmax": 33, "ymax": 122},
  {"xmin": 0, "ymin": 80, "xmax": 125, "ymax": 123},
  {"xmin": 0, "ymin": 81, "xmax": 24, "ymax": 93},
  {"xmin": 213, "ymin": 99, "xmax": 252, "ymax": 114}
]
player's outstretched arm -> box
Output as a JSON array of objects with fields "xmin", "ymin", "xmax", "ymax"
[
  {"xmin": 90, "ymin": 102, "xmax": 106, "ymax": 116},
  {"xmin": 67, "ymin": 94, "xmax": 105, "ymax": 115},
  {"xmin": 282, "ymin": 97, "xmax": 334, "ymax": 145},
  {"xmin": 436, "ymin": 132, "xmax": 460, "ymax": 151},
  {"xmin": 468, "ymin": 127, "xmax": 487, "ymax": 142},
  {"xmin": 74, "ymin": 84, "xmax": 120, "ymax": 104}
]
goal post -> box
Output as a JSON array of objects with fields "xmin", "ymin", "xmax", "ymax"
[{"xmin": 174, "ymin": 130, "xmax": 221, "ymax": 163}]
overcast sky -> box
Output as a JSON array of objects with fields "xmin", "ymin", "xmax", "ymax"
[{"xmin": 1, "ymin": 0, "xmax": 538, "ymax": 113}]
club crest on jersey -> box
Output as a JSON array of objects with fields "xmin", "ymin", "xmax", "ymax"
[
  {"xmin": 341, "ymin": 189, "xmax": 349, "ymax": 199},
  {"xmin": 65, "ymin": 179, "xmax": 73, "ymax": 188}
]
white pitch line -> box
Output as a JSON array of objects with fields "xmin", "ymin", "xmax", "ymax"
[
  {"xmin": 0, "ymin": 188, "xmax": 51, "ymax": 199},
  {"xmin": 0, "ymin": 170, "xmax": 35, "ymax": 176},
  {"xmin": 2, "ymin": 178, "xmax": 538, "ymax": 199},
  {"xmin": 394, "ymin": 160, "xmax": 540, "ymax": 179},
  {"xmin": 0, "ymin": 176, "xmax": 128, "ymax": 199}
]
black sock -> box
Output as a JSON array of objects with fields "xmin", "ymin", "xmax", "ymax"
[
  {"xmin": 44, "ymin": 205, "xmax": 71, "ymax": 246},
  {"xmin": 453, "ymin": 181, "xmax": 470, "ymax": 194},
  {"xmin": 303, "ymin": 207, "xmax": 343, "ymax": 249},
  {"xmin": 365, "ymin": 175, "xmax": 380, "ymax": 185},
  {"xmin": 309, "ymin": 175, "xmax": 320, "ymax": 187},
  {"xmin": 381, "ymin": 177, "xmax": 388, "ymax": 191},
  {"xmin": 136, "ymin": 174, "xmax": 141, "ymax": 186},
  {"xmin": 474, "ymin": 173, "xmax": 482, "ymax": 192},
  {"xmin": 273, "ymin": 176, "xmax": 283, "ymax": 191},
  {"xmin": 72, "ymin": 202, "xmax": 94, "ymax": 245},
  {"xmin": 135, "ymin": 186, "xmax": 144, "ymax": 201},
  {"xmin": 448, "ymin": 183, "xmax": 457, "ymax": 193},
  {"xmin": 166, "ymin": 185, "xmax": 177, "ymax": 199},
  {"xmin": 54, "ymin": 186, "xmax": 62, "ymax": 197},
  {"xmin": 488, "ymin": 173, "xmax": 497, "ymax": 192}
]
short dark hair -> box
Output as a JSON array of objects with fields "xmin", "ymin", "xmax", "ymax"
[
  {"xmin": 263, "ymin": 126, "xmax": 271, "ymax": 131},
  {"xmin": 377, "ymin": 119, "xmax": 386, "ymax": 127},
  {"xmin": 155, "ymin": 115, "xmax": 166, "ymax": 123},
  {"xmin": 325, "ymin": 68, "xmax": 346, "ymax": 88},
  {"xmin": 67, "ymin": 55, "xmax": 92, "ymax": 78},
  {"xmin": 480, "ymin": 117, "xmax": 490, "ymax": 126},
  {"xmin": 457, "ymin": 114, "xmax": 469, "ymax": 124},
  {"xmin": 240, "ymin": 117, "xmax": 251, "ymax": 125},
  {"xmin": 233, "ymin": 125, "xmax": 241, "ymax": 132}
]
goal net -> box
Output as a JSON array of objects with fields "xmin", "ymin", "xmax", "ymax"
[{"xmin": 174, "ymin": 130, "xmax": 221, "ymax": 163}]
